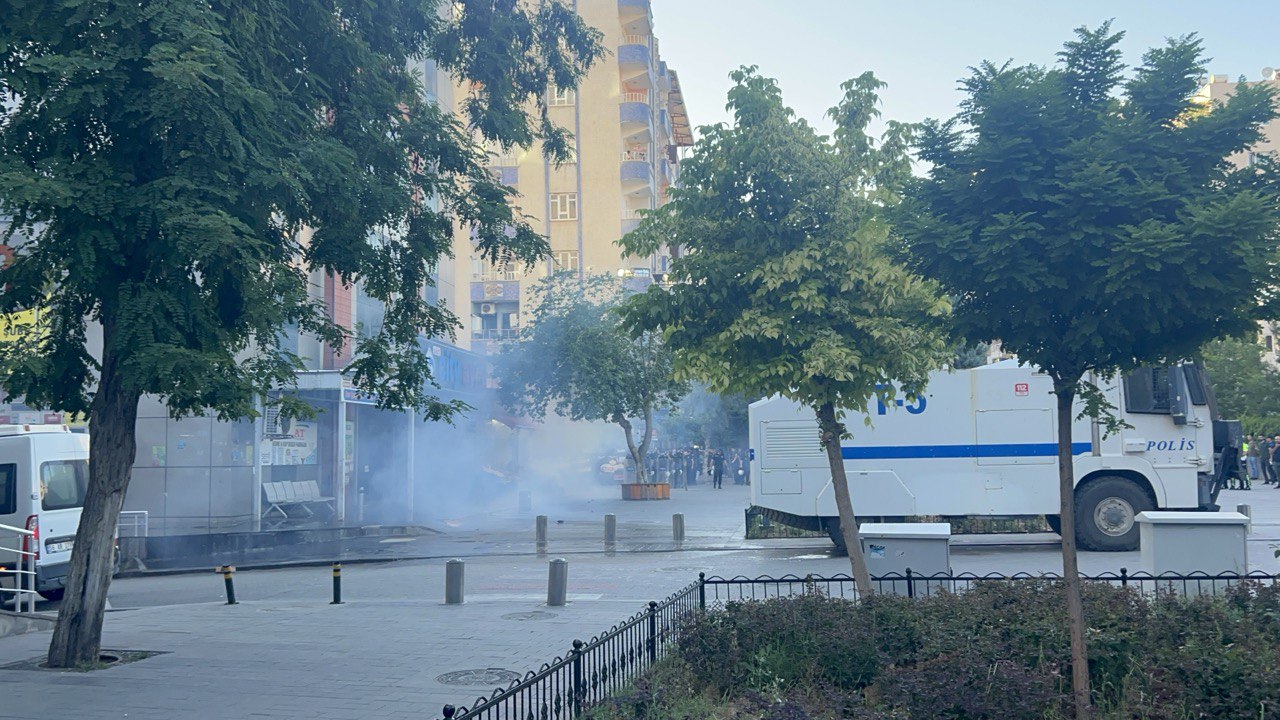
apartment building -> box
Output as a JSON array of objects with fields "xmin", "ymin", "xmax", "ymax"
[{"xmin": 456, "ymin": 0, "xmax": 694, "ymax": 354}]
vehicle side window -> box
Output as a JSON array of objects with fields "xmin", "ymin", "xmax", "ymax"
[
  {"xmin": 41, "ymin": 460, "xmax": 88, "ymax": 511},
  {"xmin": 0, "ymin": 464, "xmax": 15, "ymax": 515},
  {"xmin": 1183, "ymin": 364, "xmax": 1208, "ymax": 406},
  {"xmin": 1123, "ymin": 366, "xmax": 1171, "ymax": 414}
]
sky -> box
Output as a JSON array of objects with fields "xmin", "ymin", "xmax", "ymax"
[{"xmin": 648, "ymin": 0, "xmax": 1278, "ymax": 138}]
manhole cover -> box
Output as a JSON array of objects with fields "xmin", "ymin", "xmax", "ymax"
[
  {"xmin": 436, "ymin": 668, "xmax": 522, "ymax": 686},
  {"xmin": 501, "ymin": 610, "xmax": 557, "ymax": 621}
]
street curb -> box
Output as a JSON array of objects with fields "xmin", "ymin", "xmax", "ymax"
[{"xmin": 113, "ymin": 536, "xmax": 1066, "ymax": 579}]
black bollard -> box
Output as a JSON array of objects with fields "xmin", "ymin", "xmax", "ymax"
[
  {"xmin": 331, "ymin": 562, "xmax": 343, "ymax": 605},
  {"xmin": 219, "ymin": 565, "xmax": 238, "ymax": 605}
]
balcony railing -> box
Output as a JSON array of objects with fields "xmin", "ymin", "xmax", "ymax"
[
  {"xmin": 473, "ymin": 268, "xmax": 521, "ymax": 281},
  {"xmin": 621, "ymin": 91, "xmax": 650, "ymax": 104},
  {"xmin": 620, "ymin": 34, "xmax": 650, "ymax": 47},
  {"xmin": 471, "ymin": 328, "xmax": 520, "ymax": 340},
  {"xmin": 622, "ymin": 208, "xmax": 647, "ymax": 220},
  {"xmin": 622, "ymin": 149, "xmax": 650, "ymax": 162}
]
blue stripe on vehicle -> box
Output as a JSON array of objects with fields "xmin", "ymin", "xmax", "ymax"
[{"xmin": 841, "ymin": 442, "xmax": 1093, "ymax": 460}]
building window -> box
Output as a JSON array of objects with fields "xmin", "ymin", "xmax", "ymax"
[
  {"xmin": 550, "ymin": 193, "xmax": 578, "ymax": 221},
  {"xmin": 549, "ymin": 87, "xmax": 576, "ymax": 107},
  {"xmin": 553, "ymin": 250, "xmax": 580, "ymax": 273}
]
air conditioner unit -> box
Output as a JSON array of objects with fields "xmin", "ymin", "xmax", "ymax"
[{"xmin": 479, "ymin": 303, "xmax": 497, "ymax": 315}]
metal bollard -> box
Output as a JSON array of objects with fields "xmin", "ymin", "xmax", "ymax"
[
  {"xmin": 547, "ymin": 558, "xmax": 568, "ymax": 607},
  {"xmin": 536, "ymin": 514, "xmax": 548, "ymax": 555},
  {"xmin": 331, "ymin": 562, "xmax": 343, "ymax": 605},
  {"xmin": 604, "ymin": 514, "xmax": 617, "ymax": 548},
  {"xmin": 672, "ymin": 513, "xmax": 685, "ymax": 544},
  {"xmin": 1237, "ymin": 503, "xmax": 1252, "ymax": 534},
  {"xmin": 445, "ymin": 559, "xmax": 465, "ymax": 605},
  {"xmin": 518, "ymin": 490, "xmax": 533, "ymax": 515},
  {"xmin": 219, "ymin": 565, "xmax": 238, "ymax": 605}
]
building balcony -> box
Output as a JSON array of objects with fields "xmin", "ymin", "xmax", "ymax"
[
  {"xmin": 617, "ymin": 0, "xmax": 652, "ymax": 29},
  {"xmin": 471, "ymin": 328, "xmax": 520, "ymax": 341},
  {"xmin": 621, "ymin": 159, "xmax": 654, "ymax": 197},
  {"xmin": 618, "ymin": 42, "xmax": 652, "ymax": 82},
  {"xmin": 490, "ymin": 166, "xmax": 518, "ymax": 187},
  {"xmin": 485, "ymin": 151, "xmax": 520, "ymax": 167},
  {"xmin": 622, "ymin": 90, "xmax": 650, "ymax": 105},
  {"xmin": 622, "ymin": 207, "xmax": 646, "ymax": 234},
  {"xmin": 619, "ymin": 101, "xmax": 653, "ymax": 141}
]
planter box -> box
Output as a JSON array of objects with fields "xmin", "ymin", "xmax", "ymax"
[{"xmin": 621, "ymin": 483, "xmax": 670, "ymax": 501}]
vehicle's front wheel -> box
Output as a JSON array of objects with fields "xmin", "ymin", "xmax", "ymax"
[
  {"xmin": 1074, "ymin": 476, "xmax": 1153, "ymax": 552},
  {"xmin": 37, "ymin": 587, "xmax": 64, "ymax": 602}
]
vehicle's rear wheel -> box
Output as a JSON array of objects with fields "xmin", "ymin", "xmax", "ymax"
[
  {"xmin": 1045, "ymin": 514, "xmax": 1062, "ymax": 535},
  {"xmin": 1074, "ymin": 476, "xmax": 1153, "ymax": 552},
  {"xmin": 824, "ymin": 518, "xmax": 847, "ymax": 554},
  {"xmin": 38, "ymin": 587, "xmax": 64, "ymax": 602}
]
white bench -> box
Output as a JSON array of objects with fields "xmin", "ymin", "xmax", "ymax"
[{"xmin": 262, "ymin": 481, "xmax": 336, "ymax": 524}]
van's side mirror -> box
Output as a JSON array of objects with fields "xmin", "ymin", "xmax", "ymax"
[{"xmin": 1168, "ymin": 366, "xmax": 1189, "ymax": 426}]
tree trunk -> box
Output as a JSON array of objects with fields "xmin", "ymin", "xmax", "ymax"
[
  {"xmin": 47, "ymin": 329, "xmax": 141, "ymax": 668},
  {"xmin": 618, "ymin": 415, "xmax": 647, "ymax": 483},
  {"xmin": 1054, "ymin": 377, "xmax": 1093, "ymax": 718},
  {"xmin": 816, "ymin": 402, "xmax": 874, "ymax": 598},
  {"xmin": 637, "ymin": 403, "xmax": 654, "ymax": 483}
]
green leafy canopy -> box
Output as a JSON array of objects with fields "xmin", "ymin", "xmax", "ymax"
[
  {"xmin": 902, "ymin": 22, "xmax": 1280, "ymax": 390},
  {"xmin": 621, "ymin": 66, "xmax": 951, "ymax": 423},
  {"xmin": 0, "ymin": 0, "xmax": 604, "ymax": 421}
]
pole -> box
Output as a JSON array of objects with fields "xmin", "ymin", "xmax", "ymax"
[
  {"xmin": 547, "ymin": 558, "xmax": 568, "ymax": 607},
  {"xmin": 252, "ymin": 396, "xmax": 264, "ymax": 532},
  {"xmin": 646, "ymin": 600, "xmax": 657, "ymax": 663},
  {"xmin": 406, "ymin": 408, "xmax": 415, "ymax": 524},
  {"xmin": 445, "ymin": 559, "xmax": 465, "ymax": 605},
  {"xmin": 672, "ymin": 513, "xmax": 685, "ymax": 545},
  {"xmin": 331, "ymin": 562, "xmax": 343, "ymax": 605},
  {"xmin": 220, "ymin": 565, "xmax": 238, "ymax": 605},
  {"xmin": 604, "ymin": 514, "xmax": 617, "ymax": 549},
  {"xmin": 535, "ymin": 514, "xmax": 548, "ymax": 555},
  {"xmin": 336, "ymin": 397, "xmax": 347, "ymax": 524}
]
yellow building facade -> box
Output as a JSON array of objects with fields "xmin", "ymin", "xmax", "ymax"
[{"xmin": 453, "ymin": 0, "xmax": 693, "ymax": 354}]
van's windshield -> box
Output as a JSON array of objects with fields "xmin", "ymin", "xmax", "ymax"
[{"xmin": 41, "ymin": 460, "xmax": 88, "ymax": 511}]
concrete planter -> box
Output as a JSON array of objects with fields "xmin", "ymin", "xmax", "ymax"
[{"xmin": 621, "ymin": 483, "xmax": 670, "ymax": 501}]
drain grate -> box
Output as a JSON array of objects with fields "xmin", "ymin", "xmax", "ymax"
[
  {"xmin": 1, "ymin": 649, "xmax": 164, "ymax": 672},
  {"xmin": 500, "ymin": 610, "xmax": 557, "ymax": 621},
  {"xmin": 436, "ymin": 668, "xmax": 522, "ymax": 686}
]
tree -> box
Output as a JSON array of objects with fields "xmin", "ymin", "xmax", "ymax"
[
  {"xmin": 1201, "ymin": 336, "xmax": 1280, "ymax": 433},
  {"xmin": 495, "ymin": 272, "xmax": 687, "ymax": 482},
  {"xmin": 0, "ymin": 0, "xmax": 601, "ymax": 667},
  {"xmin": 901, "ymin": 24, "xmax": 1280, "ymax": 716},
  {"xmin": 621, "ymin": 67, "xmax": 951, "ymax": 597}
]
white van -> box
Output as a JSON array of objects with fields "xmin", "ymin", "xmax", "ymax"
[{"xmin": 0, "ymin": 425, "xmax": 90, "ymax": 601}]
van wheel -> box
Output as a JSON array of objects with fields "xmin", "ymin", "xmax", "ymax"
[
  {"xmin": 1074, "ymin": 476, "xmax": 1152, "ymax": 552},
  {"xmin": 38, "ymin": 588, "xmax": 64, "ymax": 602},
  {"xmin": 1045, "ymin": 514, "xmax": 1062, "ymax": 535}
]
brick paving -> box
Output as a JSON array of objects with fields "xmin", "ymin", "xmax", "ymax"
[{"xmin": 2, "ymin": 483, "xmax": 1278, "ymax": 719}]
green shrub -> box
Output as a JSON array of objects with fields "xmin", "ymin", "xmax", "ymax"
[{"xmin": 628, "ymin": 580, "xmax": 1280, "ymax": 719}]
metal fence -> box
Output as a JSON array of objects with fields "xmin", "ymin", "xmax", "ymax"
[
  {"xmin": 0, "ymin": 521, "xmax": 38, "ymax": 613},
  {"xmin": 702, "ymin": 568, "xmax": 1280, "ymax": 603},
  {"xmin": 437, "ymin": 568, "xmax": 1280, "ymax": 719},
  {"xmin": 442, "ymin": 580, "xmax": 701, "ymax": 720}
]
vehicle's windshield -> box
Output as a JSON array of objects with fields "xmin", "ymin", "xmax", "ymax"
[{"xmin": 41, "ymin": 459, "xmax": 88, "ymax": 511}]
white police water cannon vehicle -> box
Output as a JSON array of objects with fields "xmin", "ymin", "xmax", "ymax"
[{"xmin": 748, "ymin": 360, "xmax": 1234, "ymax": 552}]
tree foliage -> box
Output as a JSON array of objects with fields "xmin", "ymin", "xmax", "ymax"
[
  {"xmin": 495, "ymin": 273, "xmax": 687, "ymax": 482},
  {"xmin": 0, "ymin": 0, "xmax": 601, "ymax": 667},
  {"xmin": 1201, "ymin": 335, "xmax": 1280, "ymax": 433},
  {"xmin": 900, "ymin": 23, "xmax": 1280, "ymax": 715},
  {"xmin": 621, "ymin": 67, "xmax": 951, "ymax": 595}
]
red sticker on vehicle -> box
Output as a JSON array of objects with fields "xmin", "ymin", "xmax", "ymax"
[{"xmin": 1014, "ymin": 383, "xmax": 1029, "ymax": 396}]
